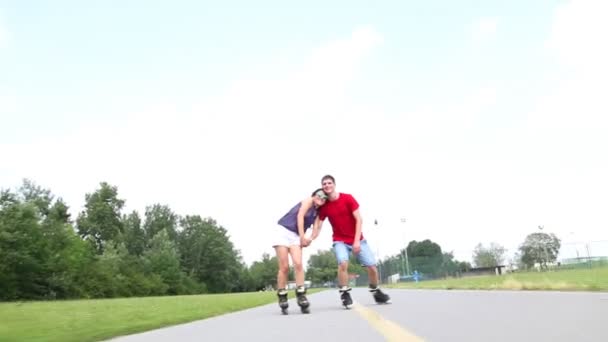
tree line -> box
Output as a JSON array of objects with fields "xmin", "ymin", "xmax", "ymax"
[
  {"xmin": 0, "ymin": 179, "xmax": 565, "ymax": 301},
  {"xmin": 472, "ymin": 232, "xmax": 561, "ymax": 270},
  {"xmin": 1, "ymin": 180, "xmax": 276, "ymax": 301}
]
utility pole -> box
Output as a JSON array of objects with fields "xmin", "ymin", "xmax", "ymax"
[{"xmin": 401, "ymin": 218, "xmax": 410, "ymax": 276}]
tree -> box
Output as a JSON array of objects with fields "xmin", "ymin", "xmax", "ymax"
[
  {"xmin": 18, "ymin": 179, "xmax": 54, "ymax": 218},
  {"xmin": 143, "ymin": 204, "xmax": 178, "ymax": 243},
  {"xmin": 472, "ymin": 242, "xmax": 506, "ymax": 267},
  {"xmin": 519, "ymin": 232, "xmax": 561, "ymax": 269},
  {"xmin": 0, "ymin": 181, "xmax": 93, "ymax": 300},
  {"xmin": 41, "ymin": 199, "xmax": 93, "ymax": 299},
  {"xmin": 142, "ymin": 230, "xmax": 184, "ymax": 294},
  {"xmin": 122, "ymin": 211, "xmax": 146, "ymax": 256},
  {"xmin": 306, "ymin": 250, "xmax": 338, "ymax": 285},
  {"xmin": 0, "ymin": 198, "xmax": 48, "ymax": 300},
  {"xmin": 178, "ymin": 216, "xmax": 243, "ymax": 293},
  {"xmin": 406, "ymin": 239, "xmax": 444, "ymax": 277},
  {"xmin": 249, "ymin": 253, "xmax": 278, "ymax": 290},
  {"xmin": 76, "ymin": 182, "xmax": 125, "ymax": 254},
  {"xmin": 457, "ymin": 260, "xmax": 472, "ymax": 272}
]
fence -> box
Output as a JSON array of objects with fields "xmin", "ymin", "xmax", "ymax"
[
  {"xmin": 379, "ymin": 240, "xmax": 608, "ymax": 284},
  {"xmin": 308, "ymin": 240, "xmax": 608, "ymax": 287}
]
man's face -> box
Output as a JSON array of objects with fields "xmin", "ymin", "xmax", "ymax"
[{"xmin": 322, "ymin": 178, "xmax": 335, "ymax": 194}]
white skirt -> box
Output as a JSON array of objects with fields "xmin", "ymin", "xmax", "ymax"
[{"xmin": 272, "ymin": 225, "xmax": 301, "ymax": 248}]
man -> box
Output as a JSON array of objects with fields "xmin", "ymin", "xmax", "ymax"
[
  {"xmin": 311, "ymin": 175, "xmax": 391, "ymax": 308},
  {"xmin": 274, "ymin": 188, "xmax": 328, "ymax": 314}
]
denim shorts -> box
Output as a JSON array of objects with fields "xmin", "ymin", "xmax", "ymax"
[{"xmin": 332, "ymin": 239, "xmax": 376, "ymax": 266}]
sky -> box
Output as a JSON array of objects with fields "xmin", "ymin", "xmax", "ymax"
[{"xmin": 1, "ymin": 0, "xmax": 607, "ymax": 267}]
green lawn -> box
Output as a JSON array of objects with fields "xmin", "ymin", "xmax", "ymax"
[
  {"xmin": 0, "ymin": 289, "xmax": 322, "ymax": 342},
  {"xmin": 386, "ymin": 267, "xmax": 608, "ymax": 291}
]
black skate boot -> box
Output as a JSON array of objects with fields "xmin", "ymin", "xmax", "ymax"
[
  {"xmin": 369, "ymin": 285, "xmax": 391, "ymax": 304},
  {"xmin": 339, "ymin": 286, "xmax": 353, "ymax": 309},
  {"xmin": 295, "ymin": 286, "xmax": 310, "ymax": 314},
  {"xmin": 277, "ymin": 289, "xmax": 289, "ymax": 315}
]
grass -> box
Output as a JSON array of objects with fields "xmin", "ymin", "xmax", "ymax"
[
  {"xmin": 386, "ymin": 267, "xmax": 608, "ymax": 292},
  {"xmin": 0, "ymin": 289, "xmax": 322, "ymax": 342}
]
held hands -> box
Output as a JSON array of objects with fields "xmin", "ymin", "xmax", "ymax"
[{"xmin": 300, "ymin": 236, "xmax": 312, "ymax": 247}]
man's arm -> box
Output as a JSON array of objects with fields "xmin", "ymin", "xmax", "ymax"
[
  {"xmin": 352, "ymin": 209, "xmax": 362, "ymax": 252},
  {"xmin": 310, "ymin": 215, "xmax": 324, "ymax": 241}
]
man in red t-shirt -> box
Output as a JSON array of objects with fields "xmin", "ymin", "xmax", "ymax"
[{"xmin": 311, "ymin": 174, "xmax": 391, "ymax": 308}]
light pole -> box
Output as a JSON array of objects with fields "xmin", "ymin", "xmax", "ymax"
[
  {"xmin": 401, "ymin": 218, "xmax": 410, "ymax": 276},
  {"xmin": 374, "ymin": 219, "xmax": 382, "ymax": 283},
  {"xmin": 569, "ymin": 232, "xmax": 580, "ymax": 260}
]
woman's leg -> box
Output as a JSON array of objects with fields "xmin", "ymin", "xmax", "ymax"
[
  {"xmin": 288, "ymin": 244, "xmax": 310, "ymax": 311},
  {"xmin": 275, "ymin": 245, "xmax": 290, "ymax": 290},
  {"xmin": 288, "ymin": 245, "xmax": 304, "ymax": 286}
]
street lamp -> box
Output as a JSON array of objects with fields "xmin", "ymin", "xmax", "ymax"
[{"xmin": 401, "ymin": 218, "xmax": 410, "ymax": 276}]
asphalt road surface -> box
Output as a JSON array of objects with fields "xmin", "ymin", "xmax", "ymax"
[{"xmin": 107, "ymin": 288, "xmax": 608, "ymax": 342}]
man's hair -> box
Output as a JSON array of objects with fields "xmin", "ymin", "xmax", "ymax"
[{"xmin": 321, "ymin": 174, "xmax": 335, "ymax": 184}]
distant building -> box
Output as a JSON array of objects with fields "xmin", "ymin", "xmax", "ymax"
[{"xmin": 462, "ymin": 265, "xmax": 507, "ymax": 277}]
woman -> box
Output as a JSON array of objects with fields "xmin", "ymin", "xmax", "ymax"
[{"xmin": 273, "ymin": 188, "xmax": 327, "ymax": 314}]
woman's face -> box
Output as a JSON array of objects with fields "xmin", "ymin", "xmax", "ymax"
[{"xmin": 313, "ymin": 195, "xmax": 327, "ymax": 207}]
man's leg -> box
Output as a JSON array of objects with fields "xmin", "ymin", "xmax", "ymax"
[
  {"xmin": 366, "ymin": 265, "xmax": 379, "ymax": 286},
  {"xmin": 333, "ymin": 242, "xmax": 350, "ymax": 287},
  {"xmin": 358, "ymin": 240, "xmax": 391, "ymax": 304},
  {"xmin": 333, "ymin": 242, "xmax": 353, "ymax": 307}
]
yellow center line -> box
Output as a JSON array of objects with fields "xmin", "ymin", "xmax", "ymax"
[{"xmin": 352, "ymin": 302, "xmax": 426, "ymax": 342}]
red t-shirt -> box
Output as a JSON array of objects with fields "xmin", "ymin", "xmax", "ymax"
[{"xmin": 318, "ymin": 193, "xmax": 364, "ymax": 245}]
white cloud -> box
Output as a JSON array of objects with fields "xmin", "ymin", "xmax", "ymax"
[
  {"xmin": 521, "ymin": 0, "xmax": 608, "ymax": 251},
  {"xmin": 471, "ymin": 17, "xmax": 498, "ymax": 43},
  {"xmin": 0, "ymin": 94, "xmax": 18, "ymax": 115},
  {"xmin": 5, "ymin": 5, "xmax": 608, "ymax": 270},
  {"xmin": 546, "ymin": 0, "xmax": 608, "ymax": 75},
  {"xmin": 528, "ymin": 0, "xmax": 608, "ymax": 159},
  {"xmin": 0, "ymin": 14, "xmax": 9, "ymax": 48}
]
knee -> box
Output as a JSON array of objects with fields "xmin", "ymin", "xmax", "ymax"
[
  {"xmin": 278, "ymin": 263, "xmax": 289, "ymax": 274},
  {"xmin": 293, "ymin": 261, "xmax": 303, "ymax": 272},
  {"xmin": 338, "ymin": 261, "xmax": 349, "ymax": 272}
]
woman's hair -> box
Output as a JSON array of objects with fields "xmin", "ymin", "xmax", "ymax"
[{"xmin": 311, "ymin": 188, "xmax": 325, "ymax": 197}]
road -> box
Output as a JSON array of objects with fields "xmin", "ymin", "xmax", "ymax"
[{"xmin": 107, "ymin": 288, "xmax": 608, "ymax": 342}]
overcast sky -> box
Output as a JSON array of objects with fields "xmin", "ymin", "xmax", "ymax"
[{"xmin": 1, "ymin": 0, "xmax": 607, "ymax": 267}]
